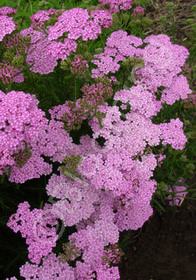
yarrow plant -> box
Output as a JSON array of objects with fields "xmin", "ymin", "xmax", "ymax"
[
  {"xmin": 98, "ymin": 0, "xmax": 134, "ymax": 14},
  {"xmin": 166, "ymin": 178, "xmax": 188, "ymax": 206},
  {"xmin": 131, "ymin": 6, "xmax": 145, "ymax": 18},
  {"xmin": 0, "ymin": 1, "xmax": 193, "ymax": 279},
  {"xmin": 0, "ymin": 14, "xmax": 16, "ymax": 42}
]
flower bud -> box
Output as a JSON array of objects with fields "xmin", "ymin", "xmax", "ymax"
[
  {"xmin": 186, "ymin": 163, "xmax": 195, "ymax": 173},
  {"xmin": 22, "ymin": 35, "xmax": 31, "ymax": 47},
  {"xmin": 13, "ymin": 145, "xmax": 32, "ymax": 168},
  {"xmin": 84, "ymin": 51, "xmax": 92, "ymax": 61},
  {"xmin": 3, "ymin": 50, "xmax": 15, "ymax": 61},
  {"xmin": 11, "ymin": 56, "xmax": 24, "ymax": 68},
  {"xmin": 60, "ymin": 60, "xmax": 69, "ymax": 70},
  {"xmin": 141, "ymin": 17, "xmax": 153, "ymax": 27},
  {"xmin": 159, "ymin": 16, "xmax": 167, "ymax": 23},
  {"xmin": 38, "ymin": 0, "xmax": 49, "ymax": 8},
  {"xmin": 166, "ymin": 2, "xmax": 175, "ymax": 9},
  {"xmin": 191, "ymin": 5, "xmax": 196, "ymax": 13},
  {"xmin": 158, "ymin": 181, "xmax": 168, "ymax": 191},
  {"xmin": 186, "ymin": 19, "xmax": 194, "ymax": 25},
  {"xmin": 112, "ymin": 14, "xmax": 120, "ymax": 25},
  {"xmin": 95, "ymin": 48, "xmax": 104, "ymax": 54}
]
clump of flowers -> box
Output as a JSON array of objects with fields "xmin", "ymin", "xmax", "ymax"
[
  {"xmin": 20, "ymin": 253, "xmax": 75, "ymax": 280},
  {"xmin": 167, "ymin": 178, "xmax": 188, "ymax": 206},
  {"xmin": 91, "ymin": 31, "xmax": 192, "ymax": 107},
  {"xmin": 47, "ymin": 7, "xmax": 113, "ymax": 42},
  {"xmin": 0, "ymin": 61, "xmax": 18, "ymax": 85},
  {"xmin": 50, "ymin": 77, "xmax": 113, "ymax": 131},
  {"xmin": 102, "ymin": 244, "xmax": 123, "ymax": 265},
  {"xmin": 7, "ymin": 201, "xmax": 59, "ymax": 264},
  {"xmin": 0, "ymin": 90, "xmax": 78, "ymax": 183},
  {"xmin": 30, "ymin": 8, "xmax": 58, "ymax": 28},
  {"xmin": 99, "ymin": 0, "xmax": 134, "ymax": 14},
  {"xmin": 1, "ymin": 94, "xmax": 52, "ymax": 182},
  {"xmin": 90, "ymin": 8, "xmax": 113, "ymax": 28},
  {"xmin": 1, "ymin": 3, "xmax": 192, "ymax": 280},
  {"xmin": 20, "ymin": 27, "xmax": 59, "ymax": 75},
  {"xmin": 17, "ymin": 7, "xmax": 113, "ymax": 76},
  {"xmin": 0, "ymin": 6, "xmax": 16, "ymax": 15},
  {"xmin": 131, "ymin": 6, "xmax": 145, "ymax": 18},
  {"xmin": 70, "ymin": 54, "xmax": 89, "ymax": 75},
  {"xmin": 0, "ymin": 14, "xmax": 16, "ymax": 42}
]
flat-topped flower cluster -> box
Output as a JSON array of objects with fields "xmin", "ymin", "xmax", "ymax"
[{"xmin": 1, "ymin": 1, "xmax": 192, "ymax": 280}]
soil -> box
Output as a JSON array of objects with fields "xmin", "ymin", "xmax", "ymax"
[
  {"xmin": 143, "ymin": 0, "xmax": 196, "ymax": 42},
  {"xmin": 119, "ymin": 1, "xmax": 196, "ymax": 279},
  {"xmin": 119, "ymin": 198, "xmax": 196, "ymax": 280}
]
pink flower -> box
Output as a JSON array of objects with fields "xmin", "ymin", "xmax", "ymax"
[
  {"xmin": 0, "ymin": 6, "xmax": 16, "ymax": 15},
  {"xmin": 30, "ymin": 9, "xmax": 57, "ymax": 28},
  {"xmin": 20, "ymin": 253, "xmax": 75, "ymax": 279},
  {"xmin": 99, "ymin": 0, "xmax": 133, "ymax": 13},
  {"xmin": 47, "ymin": 39, "xmax": 77, "ymax": 61},
  {"xmin": 0, "ymin": 62, "xmax": 24, "ymax": 85},
  {"xmin": 90, "ymin": 9, "xmax": 113, "ymax": 28},
  {"xmin": 7, "ymin": 202, "xmax": 59, "ymax": 264},
  {"xmin": 70, "ymin": 54, "xmax": 89, "ymax": 74},
  {"xmin": 132, "ymin": 6, "xmax": 145, "ymax": 18},
  {"xmin": 160, "ymin": 118, "xmax": 187, "ymax": 150},
  {"xmin": 167, "ymin": 180, "xmax": 188, "ymax": 206},
  {"xmin": 0, "ymin": 15, "xmax": 15, "ymax": 42}
]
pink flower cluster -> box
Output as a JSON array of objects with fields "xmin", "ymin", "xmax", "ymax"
[
  {"xmin": 0, "ymin": 6, "xmax": 16, "ymax": 15},
  {"xmin": 92, "ymin": 31, "xmax": 192, "ymax": 105},
  {"xmin": 0, "ymin": 90, "xmax": 48, "ymax": 179},
  {"xmin": 18, "ymin": 7, "xmax": 113, "ymax": 75},
  {"xmin": 90, "ymin": 9, "xmax": 113, "ymax": 28},
  {"xmin": 131, "ymin": 6, "xmax": 145, "ymax": 18},
  {"xmin": 20, "ymin": 27, "xmax": 59, "ymax": 74},
  {"xmin": 167, "ymin": 185, "xmax": 188, "ymax": 206},
  {"xmin": 0, "ymin": 61, "xmax": 24, "ymax": 85},
  {"xmin": 48, "ymin": 8, "xmax": 113, "ymax": 41},
  {"xmin": 20, "ymin": 253, "xmax": 75, "ymax": 280},
  {"xmin": 7, "ymin": 201, "xmax": 58, "ymax": 264},
  {"xmin": 47, "ymin": 176, "xmax": 121, "ymax": 278},
  {"xmin": 70, "ymin": 54, "xmax": 89, "ymax": 74},
  {"xmin": 47, "ymin": 39, "xmax": 78, "ymax": 62},
  {"xmin": 30, "ymin": 8, "xmax": 58, "ymax": 28},
  {"xmin": 3, "ymin": 4, "xmax": 192, "ymax": 280},
  {"xmin": 160, "ymin": 118, "xmax": 187, "ymax": 150},
  {"xmin": 0, "ymin": 14, "xmax": 16, "ymax": 42},
  {"xmin": 49, "ymin": 79, "xmax": 113, "ymax": 131},
  {"xmin": 99, "ymin": 0, "xmax": 134, "ymax": 13},
  {"xmin": 0, "ymin": 90, "xmax": 78, "ymax": 183}
]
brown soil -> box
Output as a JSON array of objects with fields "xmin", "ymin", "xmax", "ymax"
[
  {"xmin": 119, "ymin": 198, "xmax": 196, "ymax": 280},
  {"xmin": 119, "ymin": 1, "xmax": 196, "ymax": 279},
  {"xmin": 143, "ymin": 0, "xmax": 195, "ymax": 41}
]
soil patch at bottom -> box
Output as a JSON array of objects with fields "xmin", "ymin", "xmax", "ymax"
[{"xmin": 119, "ymin": 198, "xmax": 196, "ymax": 280}]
